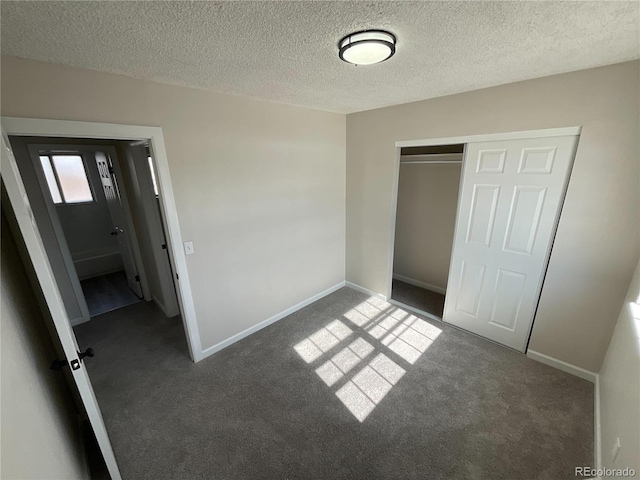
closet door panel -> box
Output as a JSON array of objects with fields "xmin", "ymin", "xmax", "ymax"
[
  {"xmin": 502, "ymin": 186, "xmax": 546, "ymax": 255},
  {"xmin": 455, "ymin": 261, "xmax": 486, "ymax": 318},
  {"xmin": 466, "ymin": 184, "xmax": 500, "ymax": 247},
  {"xmin": 443, "ymin": 135, "xmax": 578, "ymax": 351}
]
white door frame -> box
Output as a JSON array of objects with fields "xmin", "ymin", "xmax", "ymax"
[
  {"xmin": 386, "ymin": 126, "xmax": 581, "ymax": 313},
  {"xmin": 2, "ymin": 117, "xmax": 203, "ymax": 362}
]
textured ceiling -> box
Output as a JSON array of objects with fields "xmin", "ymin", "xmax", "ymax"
[{"xmin": 1, "ymin": 1, "xmax": 638, "ymax": 113}]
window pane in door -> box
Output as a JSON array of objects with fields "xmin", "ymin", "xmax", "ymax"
[
  {"xmin": 39, "ymin": 156, "xmax": 63, "ymax": 204},
  {"xmin": 51, "ymin": 155, "xmax": 93, "ymax": 203}
]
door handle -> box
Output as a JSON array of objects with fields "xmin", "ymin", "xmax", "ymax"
[
  {"xmin": 79, "ymin": 348, "xmax": 94, "ymax": 361},
  {"xmin": 50, "ymin": 348, "xmax": 94, "ymax": 371}
]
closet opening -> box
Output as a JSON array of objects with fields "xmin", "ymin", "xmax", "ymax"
[{"xmin": 390, "ymin": 143, "xmax": 464, "ymax": 319}]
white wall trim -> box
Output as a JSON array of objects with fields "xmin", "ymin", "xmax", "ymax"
[
  {"xmin": 151, "ymin": 295, "xmax": 169, "ymax": 318},
  {"xmin": 526, "ymin": 350, "xmax": 598, "ymax": 383},
  {"xmin": 1, "ymin": 116, "xmax": 203, "ymax": 363},
  {"xmin": 385, "ymin": 145, "xmax": 402, "ymax": 300},
  {"xmin": 200, "ymin": 282, "xmax": 346, "ymax": 361},
  {"xmin": 594, "ymin": 374, "xmax": 602, "ymax": 471},
  {"xmin": 395, "ymin": 126, "xmax": 582, "ymax": 148},
  {"xmin": 392, "ymin": 274, "xmax": 447, "ymax": 295},
  {"xmin": 344, "ymin": 281, "xmax": 387, "ymax": 300},
  {"xmin": 528, "ymin": 348, "xmax": 600, "ymax": 472},
  {"xmin": 526, "ymin": 359, "xmax": 601, "ymax": 478},
  {"xmin": 2, "ymin": 117, "xmax": 164, "ymax": 141}
]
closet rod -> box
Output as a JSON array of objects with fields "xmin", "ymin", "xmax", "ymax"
[
  {"xmin": 400, "ymin": 153, "xmax": 462, "ymax": 162},
  {"xmin": 400, "ymin": 160, "xmax": 463, "ymax": 165}
]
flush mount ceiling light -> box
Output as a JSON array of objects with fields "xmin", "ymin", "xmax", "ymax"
[{"xmin": 338, "ymin": 30, "xmax": 396, "ymax": 66}]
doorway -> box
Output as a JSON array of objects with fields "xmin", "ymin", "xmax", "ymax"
[
  {"xmin": 390, "ymin": 143, "xmax": 463, "ymax": 320},
  {"xmin": 388, "ymin": 128, "xmax": 580, "ymax": 352},
  {"xmin": 29, "ymin": 143, "xmax": 146, "ymax": 320},
  {"xmin": 10, "ymin": 137, "xmax": 181, "ymax": 326},
  {"xmin": 2, "ymin": 117, "xmax": 203, "ymax": 480}
]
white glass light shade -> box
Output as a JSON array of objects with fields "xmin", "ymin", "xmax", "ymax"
[{"xmin": 339, "ymin": 30, "xmax": 396, "ymax": 65}]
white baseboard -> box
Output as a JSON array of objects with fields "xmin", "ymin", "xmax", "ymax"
[
  {"xmin": 200, "ymin": 281, "xmax": 346, "ymax": 361},
  {"xmin": 392, "ymin": 274, "xmax": 446, "ymax": 295},
  {"xmin": 344, "ymin": 281, "xmax": 387, "ymax": 300},
  {"xmin": 526, "ymin": 350, "xmax": 598, "ymax": 383},
  {"xmin": 524, "ymin": 350, "xmax": 601, "ymax": 472},
  {"xmin": 151, "ymin": 295, "xmax": 168, "ymax": 317},
  {"xmin": 151, "ymin": 295, "xmax": 180, "ymax": 318},
  {"xmin": 70, "ymin": 316, "xmax": 89, "ymax": 327}
]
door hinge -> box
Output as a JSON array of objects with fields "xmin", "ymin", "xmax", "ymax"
[
  {"xmin": 176, "ymin": 273, "xmax": 179, "ymax": 280},
  {"xmin": 135, "ymin": 275, "xmax": 140, "ymax": 282},
  {"xmin": 161, "ymin": 244, "xmax": 167, "ymax": 250}
]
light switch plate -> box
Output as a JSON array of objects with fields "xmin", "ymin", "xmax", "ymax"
[{"xmin": 184, "ymin": 241, "xmax": 194, "ymax": 255}]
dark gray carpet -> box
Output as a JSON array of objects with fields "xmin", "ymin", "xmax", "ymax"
[
  {"xmin": 392, "ymin": 279, "xmax": 446, "ymax": 318},
  {"xmin": 80, "ymin": 270, "xmax": 141, "ymax": 317},
  {"xmin": 74, "ymin": 287, "xmax": 593, "ymax": 480}
]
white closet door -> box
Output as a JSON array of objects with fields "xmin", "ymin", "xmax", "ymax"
[{"xmin": 443, "ymin": 135, "xmax": 578, "ymax": 351}]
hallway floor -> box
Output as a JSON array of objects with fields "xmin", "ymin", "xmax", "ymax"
[{"xmin": 80, "ymin": 270, "xmax": 141, "ymax": 317}]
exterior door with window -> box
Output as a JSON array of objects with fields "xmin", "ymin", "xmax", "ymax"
[{"xmin": 443, "ymin": 135, "xmax": 578, "ymax": 351}]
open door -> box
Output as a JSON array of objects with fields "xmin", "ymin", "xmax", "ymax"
[
  {"xmin": 126, "ymin": 144, "xmax": 180, "ymax": 317},
  {"xmin": 1, "ymin": 131, "xmax": 122, "ymax": 479},
  {"xmin": 443, "ymin": 135, "xmax": 578, "ymax": 351},
  {"xmin": 95, "ymin": 151, "xmax": 143, "ymax": 298}
]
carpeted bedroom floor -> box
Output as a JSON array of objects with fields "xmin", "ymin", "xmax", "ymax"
[{"xmin": 74, "ymin": 286, "xmax": 593, "ymax": 480}]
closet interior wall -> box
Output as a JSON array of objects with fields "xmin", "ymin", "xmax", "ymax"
[{"xmin": 392, "ymin": 144, "xmax": 463, "ymax": 296}]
